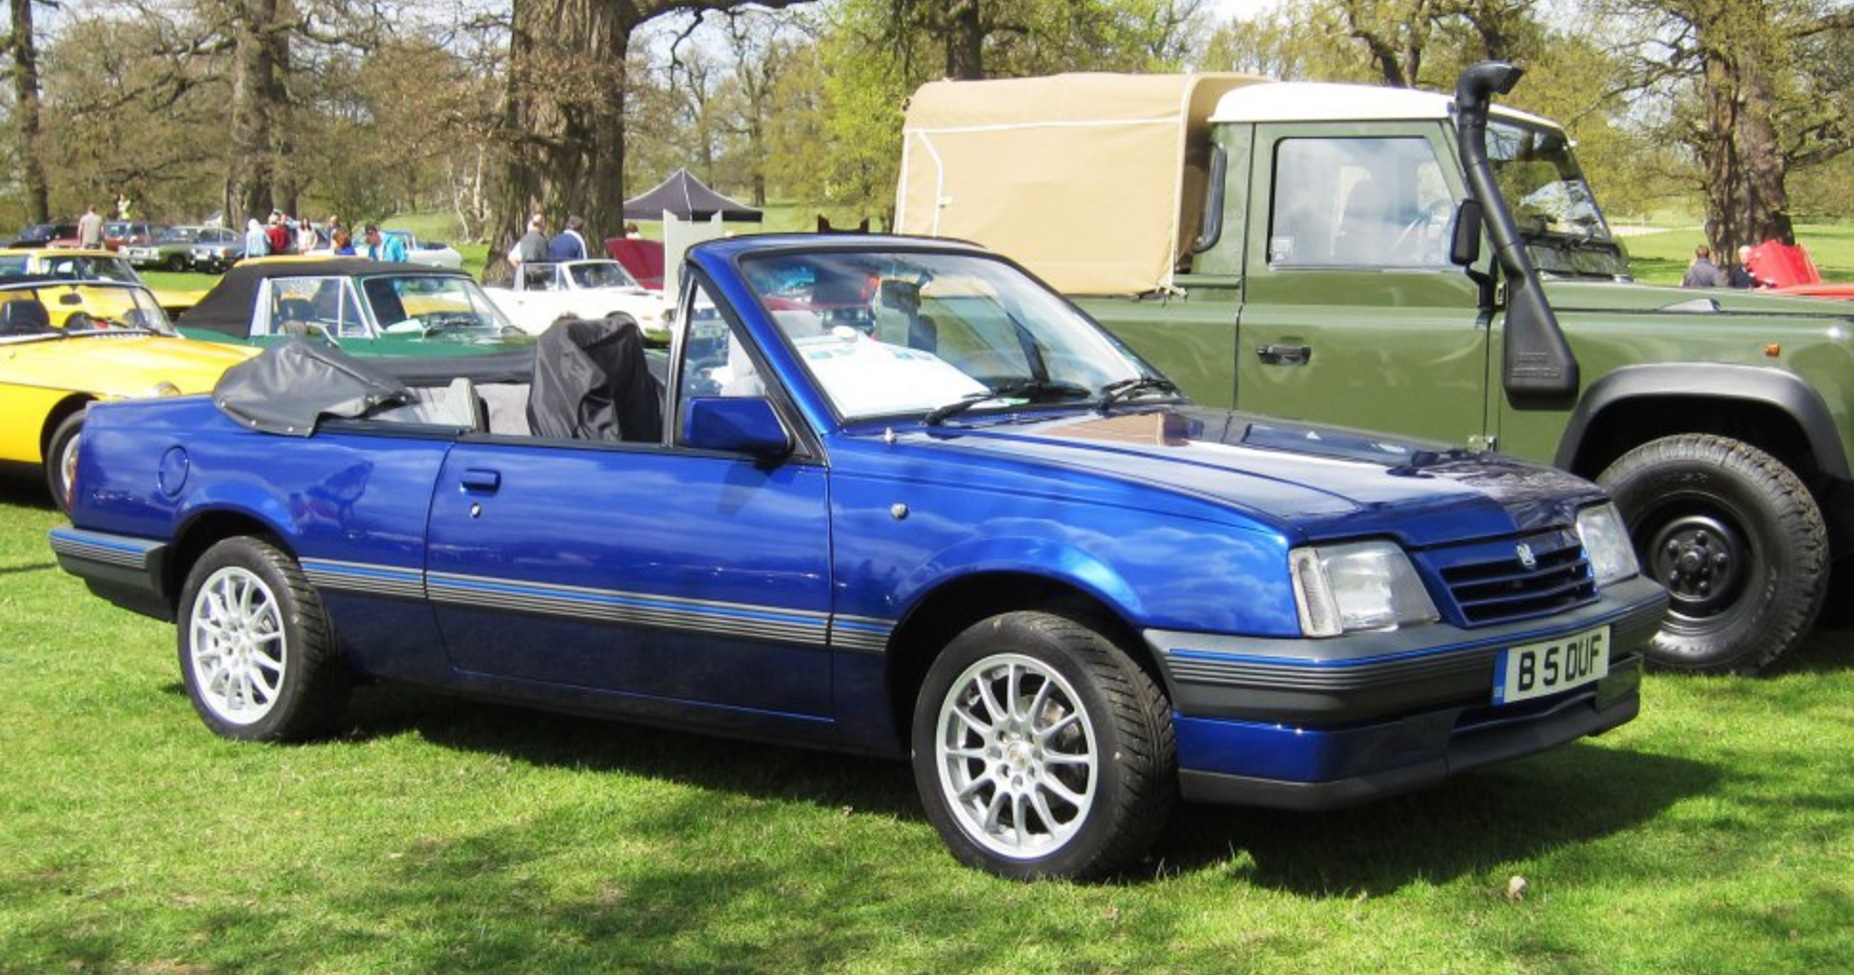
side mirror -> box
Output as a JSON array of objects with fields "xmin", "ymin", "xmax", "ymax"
[
  {"xmin": 682, "ymin": 396, "xmax": 792, "ymax": 458},
  {"xmin": 1450, "ymin": 199, "xmax": 1483, "ymax": 266}
]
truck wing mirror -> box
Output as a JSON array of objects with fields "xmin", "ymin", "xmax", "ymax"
[
  {"xmin": 681, "ymin": 396, "xmax": 793, "ymax": 458},
  {"xmin": 1450, "ymin": 199, "xmax": 1483, "ymax": 267}
]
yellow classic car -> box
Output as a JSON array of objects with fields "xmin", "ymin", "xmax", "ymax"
[
  {"xmin": 0, "ymin": 246, "xmax": 208, "ymax": 313},
  {"xmin": 0, "ymin": 278, "xmax": 255, "ymax": 508}
]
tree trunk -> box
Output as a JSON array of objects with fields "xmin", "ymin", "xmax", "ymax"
[
  {"xmin": 1703, "ymin": 52, "xmax": 1792, "ymax": 252},
  {"xmin": 946, "ymin": 0, "xmax": 984, "ymax": 80},
  {"xmin": 227, "ymin": 0, "xmax": 289, "ymax": 225},
  {"xmin": 496, "ymin": 0, "xmax": 633, "ymax": 252},
  {"xmin": 1695, "ymin": 2, "xmax": 1794, "ymax": 254},
  {"xmin": 8, "ymin": 0, "xmax": 48, "ymax": 222},
  {"xmin": 493, "ymin": 0, "xmax": 811, "ymax": 258}
]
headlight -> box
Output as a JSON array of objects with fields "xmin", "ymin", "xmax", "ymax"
[
  {"xmin": 143, "ymin": 381, "xmax": 182, "ymax": 398},
  {"xmin": 1290, "ymin": 541, "xmax": 1439, "ymax": 637},
  {"xmin": 1576, "ymin": 503, "xmax": 1639, "ymax": 586}
]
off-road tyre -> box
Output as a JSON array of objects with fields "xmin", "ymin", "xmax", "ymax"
[{"xmin": 1599, "ymin": 434, "xmax": 1827, "ymax": 674}]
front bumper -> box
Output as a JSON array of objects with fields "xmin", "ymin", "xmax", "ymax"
[{"xmin": 1146, "ymin": 575, "xmax": 1665, "ymax": 810}]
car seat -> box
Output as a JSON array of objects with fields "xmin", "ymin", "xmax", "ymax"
[
  {"xmin": 0, "ymin": 298, "xmax": 53, "ymax": 335},
  {"xmin": 275, "ymin": 297, "xmax": 317, "ymax": 335}
]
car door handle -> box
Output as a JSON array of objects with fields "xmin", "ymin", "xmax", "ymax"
[
  {"xmin": 1256, "ymin": 344, "xmax": 1313, "ymax": 366},
  {"xmin": 459, "ymin": 468, "xmax": 501, "ymax": 493}
]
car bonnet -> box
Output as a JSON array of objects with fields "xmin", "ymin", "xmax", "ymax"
[{"xmin": 905, "ymin": 407, "xmax": 1602, "ymax": 547}]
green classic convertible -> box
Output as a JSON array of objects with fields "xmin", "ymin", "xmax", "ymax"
[{"xmin": 176, "ymin": 258, "xmax": 534, "ymax": 357}]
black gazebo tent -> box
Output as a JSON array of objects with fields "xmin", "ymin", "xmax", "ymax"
[{"xmin": 622, "ymin": 169, "xmax": 762, "ymax": 223}]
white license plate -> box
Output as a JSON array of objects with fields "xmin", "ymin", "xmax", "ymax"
[{"xmin": 1493, "ymin": 624, "xmax": 1610, "ymax": 704}]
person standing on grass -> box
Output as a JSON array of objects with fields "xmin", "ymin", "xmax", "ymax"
[
  {"xmin": 548, "ymin": 215, "xmax": 589, "ymax": 261},
  {"xmin": 1681, "ymin": 245, "xmax": 1727, "ymax": 288},
  {"xmin": 77, "ymin": 205, "xmax": 104, "ymax": 249}
]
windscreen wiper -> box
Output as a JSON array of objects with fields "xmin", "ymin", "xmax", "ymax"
[
  {"xmin": 1097, "ymin": 377, "xmax": 1180, "ymax": 412},
  {"xmin": 924, "ymin": 379, "xmax": 1094, "ymax": 425}
]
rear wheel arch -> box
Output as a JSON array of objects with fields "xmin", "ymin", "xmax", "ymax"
[{"xmin": 164, "ymin": 511, "xmax": 294, "ymax": 615}]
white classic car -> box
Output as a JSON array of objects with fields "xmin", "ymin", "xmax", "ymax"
[
  {"xmin": 385, "ymin": 230, "xmax": 464, "ymax": 270},
  {"xmin": 484, "ymin": 259, "xmax": 673, "ymax": 342}
]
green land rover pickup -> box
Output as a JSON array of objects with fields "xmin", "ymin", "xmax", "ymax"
[{"xmin": 898, "ymin": 63, "xmax": 1854, "ymax": 675}]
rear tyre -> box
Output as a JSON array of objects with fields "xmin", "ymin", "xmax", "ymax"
[
  {"xmin": 1598, "ymin": 434, "xmax": 1827, "ymax": 674},
  {"xmin": 912, "ymin": 611, "xmax": 1176, "ymax": 879},
  {"xmin": 45, "ymin": 412, "xmax": 83, "ymax": 511},
  {"xmin": 177, "ymin": 537, "xmax": 349, "ymax": 741}
]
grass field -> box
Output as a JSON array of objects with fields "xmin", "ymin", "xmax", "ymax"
[
  {"xmin": 1, "ymin": 480, "xmax": 1850, "ymax": 974},
  {"xmin": 1619, "ymin": 222, "xmax": 1854, "ymax": 286}
]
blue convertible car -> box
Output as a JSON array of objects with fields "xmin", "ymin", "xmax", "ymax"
[{"xmin": 52, "ymin": 235, "xmax": 1665, "ymax": 878}]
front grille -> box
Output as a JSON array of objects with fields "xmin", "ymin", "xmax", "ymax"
[{"xmin": 1427, "ymin": 528, "xmax": 1597, "ymax": 626}]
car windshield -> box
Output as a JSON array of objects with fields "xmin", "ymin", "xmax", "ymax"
[
  {"xmin": 364, "ymin": 274, "xmax": 515, "ymax": 334},
  {"xmin": 735, "ymin": 249, "xmax": 1163, "ymax": 422},
  {"xmin": 0, "ymin": 282, "xmax": 176, "ymax": 337},
  {"xmin": 1487, "ymin": 119, "xmax": 1630, "ymax": 279},
  {"xmin": 159, "ymin": 227, "xmax": 201, "ymax": 243},
  {"xmin": 37, "ymin": 254, "xmax": 141, "ymax": 285},
  {"xmin": 568, "ymin": 260, "xmax": 640, "ymax": 289}
]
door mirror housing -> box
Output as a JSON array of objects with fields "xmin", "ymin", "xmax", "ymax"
[
  {"xmin": 682, "ymin": 396, "xmax": 792, "ymax": 458},
  {"xmin": 1450, "ymin": 199, "xmax": 1483, "ymax": 267}
]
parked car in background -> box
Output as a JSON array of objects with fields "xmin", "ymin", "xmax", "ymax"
[
  {"xmin": 0, "ymin": 277, "xmax": 254, "ymax": 508},
  {"xmin": 189, "ymin": 228, "xmax": 247, "ymax": 273},
  {"xmin": 103, "ymin": 221, "xmax": 160, "ymax": 252},
  {"xmin": 10, "ymin": 223, "xmax": 80, "ymax": 249},
  {"xmin": 176, "ymin": 258, "xmax": 534, "ymax": 356},
  {"xmin": 385, "ymin": 230, "xmax": 463, "ymax": 269},
  {"xmin": 52, "ymin": 234, "xmax": 1664, "ymax": 879},
  {"xmin": 124, "ymin": 225, "xmax": 219, "ymax": 272},
  {"xmin": 0, "ymin": 247, "xmax": 207, "ymax": 312},
  {"xmin": 485, "ymin": 259, "xmax": 673, "ymax": 341}
]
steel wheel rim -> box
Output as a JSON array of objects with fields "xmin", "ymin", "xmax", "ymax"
[
  {"xmin": 188, "ymin": 566, "xmax": 287, "ymax": 725},
  {"xmin": 934, "ymin": 653, "xmax": 1098, "ymax": 860}
]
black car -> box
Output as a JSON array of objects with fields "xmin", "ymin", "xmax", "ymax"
[{"xmin": 10, "ymin": 223, "xmax": 80, "ymax": 248}]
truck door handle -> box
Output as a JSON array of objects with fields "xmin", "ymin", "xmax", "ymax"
[
  {"xmin": 459, "ymin": 468, "xmax": 501, "ymax": 493},
  {"xmin": 1256, "ymin": 344, "xmax": 1313, "ymax": 366}
]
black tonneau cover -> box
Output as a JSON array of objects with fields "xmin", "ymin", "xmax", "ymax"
[{"xmin": 214, "ymin": 340, "xmax": 412, "ymax": 436}]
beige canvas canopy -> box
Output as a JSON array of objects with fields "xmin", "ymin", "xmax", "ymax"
[{"xmin": 896, "ymin": 72, "xmax": 1267, "ymax": 295}]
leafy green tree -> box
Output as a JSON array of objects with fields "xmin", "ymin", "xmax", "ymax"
[{"xmin": 1602, "ymin": 0, "xmax": 1854, "ymax": 254}]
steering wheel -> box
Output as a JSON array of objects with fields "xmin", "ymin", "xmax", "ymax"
[{"xmin": 1390, "ymin": 199, "xmax": 1458, "ymax": 259}]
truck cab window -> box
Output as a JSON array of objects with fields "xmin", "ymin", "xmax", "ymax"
[{"xmin": 1269, "ymin": 137, "xmax": 1452, "ymax": 269}]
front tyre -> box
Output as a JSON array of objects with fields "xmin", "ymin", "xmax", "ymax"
[
  {"xmin": 912, "ymin": 611, "xmax": 1175, "ymax": 880},
  {"xmin": 1599, "ymin": 434, "xmax": 1827, "ymax": 674},
  {"xmin": 177, "ymin": 537, "xmax": 349, "ymax": 741}
]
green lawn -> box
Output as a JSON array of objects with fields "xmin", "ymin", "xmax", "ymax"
[
  {"xmin": 1, "ymin": 481, "xmax": 1849, "ymax": 974},
  {"xmin": 1623, "ymin": 223, "xmax": 1854, "ymax": 286}
]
